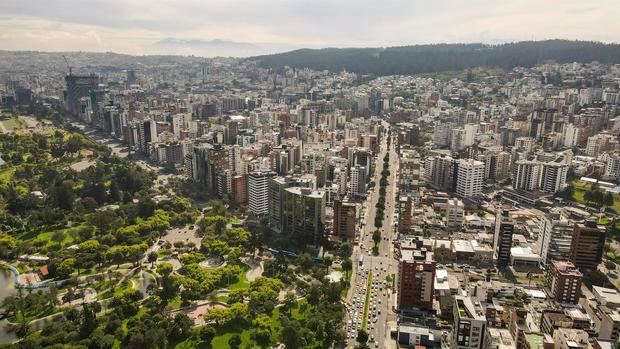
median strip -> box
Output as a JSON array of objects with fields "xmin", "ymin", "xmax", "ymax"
[{"xmin": 361, "ymin": 272, "xmax": 372, "ymax": 331}]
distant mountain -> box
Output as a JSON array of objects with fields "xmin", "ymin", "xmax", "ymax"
[
  {"xmin": 148, "ymin": 38, "xmax": 294, "ymax": 57},
  {"xmin": 250, "ymin": 40, "xmax": 620, "ymax": 75}
]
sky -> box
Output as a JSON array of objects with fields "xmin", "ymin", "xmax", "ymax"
[{"xmin": 0, "ymin": 0, "xmax": 618, "ymax": 57}]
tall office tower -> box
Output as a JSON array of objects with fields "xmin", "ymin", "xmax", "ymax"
[
  {"xmin": 206, "ymin": 145, "xmax": 231, "ymax": 193},
  {"xmin": 282, "ymin": 187, "xmax": 326, "ymax": 246},
  {"xmin": 126, "ymin": 69, "xmax": 137, "ymax": 85},
  {"xmin": 350, "ymin": 164, "xmax": 367, "ymax": 200},
  {"xmin": 539, "ymin": 210, "xmax": 573, "ymax": 265},
  {"xmin": 231, "ymin": 175, "xmax": 247, "ymax": 205},
  {"xmin": 247, "ymin": 171, "xmax": 276, "ymax": 216},
  {"xmin": 397, "ymin": 248, "xmax": 436, "ymax": 311},
  {"xmin": 201, "ymin": 62, "xmax": 208, "ymax": 85},
  {"xmin": 216, "ymin": 169, "xmax": 233, "ymax": 198},
  {"xmin": 455, "ymin": 159, "xmax": 484, "ymax": 198},
  {"xmin": 65, "ymin": 73, "xmax": 98, "ymax": 116},
  {"xmin": 433, "ymin": 121, "xmax": 454, "ymax": 148},
  {"xmin": 226, "ymin": 120, "xmax": 238, "ymax": 145},
  {"xmin": 493, "ymin": 210, "xmax": 514, "ymax": 268},
  {"xmin": 539, "ymin": 161, "xmax": 568, "ymax": 194},
  {"xmin": 333, "ymin": 199, "xmax": 357, "ymax": 239},
  {"xmin": 138, "ymin": 119, "xmax": 158, "ymax": 152},
  {"xmin": 268, "ymin": 176, "xmax": 297, "ymax": 232},
  {"xmin": 549, "ymin": 260, "xmax": 583, "ymax": 304},
  {"xmin": 570, "ymin": 220, "xmax": 606, "ymax": 271},
  {"xmin": 453, "ymin": 295, "xmax": 487, "ymax": 349}
]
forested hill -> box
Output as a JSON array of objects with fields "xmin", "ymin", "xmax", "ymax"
[{"xmin": 251, "ymin": 40, "xmax": 620, "ymax": 75}]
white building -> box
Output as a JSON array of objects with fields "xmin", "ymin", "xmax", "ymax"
[
  {"xmin": 453, "ymin": 295, "xmax": 487, "ymax": 349},
  {"xmin": 247, "ymin": 171, "xmax": 276, "ymax": 215},
  {"xmin": 445, "ymin": 198, "xmax": 465, "ymax": 229},
  {"xmin": 456, "ymin": 159, "xmax": 485, "ymax": 198}
]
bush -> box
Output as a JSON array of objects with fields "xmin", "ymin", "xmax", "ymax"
[{"xmin": 605, "ymin": 261, "xmax": 616, "ymax": 270}]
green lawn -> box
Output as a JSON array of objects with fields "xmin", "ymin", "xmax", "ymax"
[
  {"xmin": 207, "ymin": 300, "xmax": 308, "ymax": 349},
  {"xmin": 31, "ymin": 229, "xmax": 75, "ymax": 248},
  {"xmin": 226, "ymin": 268, "xmax": 250, "ymax": 290},
  {"xmin": 571, "ymin": 180, "xmax": 620, "ymax": 213},
  {"xmin": 1, "ymin": 117, "xmax": 25, "ymax": 131}
]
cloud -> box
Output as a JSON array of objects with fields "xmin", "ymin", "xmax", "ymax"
[{"xmin": 0, "ymin": 0, "xmax": 618, "ymax": 56}]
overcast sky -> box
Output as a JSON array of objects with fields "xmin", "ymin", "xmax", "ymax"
[{"xmin": 0, "ymin": 0, "xmax": 618, "ymax": 56}]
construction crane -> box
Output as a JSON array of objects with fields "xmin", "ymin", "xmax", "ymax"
[{"xmin": 62, "ymin": 55, "xmax": 73, "ymax": 76}]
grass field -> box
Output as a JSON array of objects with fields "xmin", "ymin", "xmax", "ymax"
[
  {"xmin": 226, "ymin": 267, "xmax": 250, "ymax": 290},
  {"xmin": 571, "ymin": 179, "xmax": 620, "ymax": 213},
  {"xmin": 0, "ymin": 117, "xmax": 25, "ymax": 132},
  {"xmin": 206, "ymin": 300, "xmax": 307, "ymax": 349}
]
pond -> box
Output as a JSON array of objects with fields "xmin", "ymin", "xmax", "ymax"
[{"xmin": 0, "ymin": 268, "xmax": 17, "ymax": 343}]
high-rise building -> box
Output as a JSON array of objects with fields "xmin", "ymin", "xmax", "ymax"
[
  {"xmin": 585, "ymin": 132, "xmax": 618, "ymax": 157},
  {"xmin": 216, "ymin": 169, "xmax": 233, "ymax": 198},
  {"xmin": 570, "ymin": 221, "xmax": 606, "ymax": 271},
  {"xmin": 539, "ymin": 162, "xmax": 568, "ymax": 194},
  {"xmin": 399, "ymin": 149, "xmax": 422, "ymax": 195},
  {"xmin": 350, "ymin": 164, "xmax": 367, "ymax": 200},
  {"xmin": 453, "ymin": 295, "xmax": 487, "ymax": 349},
  {"xmin": 126, "ymin": 69, "xmax": 137, "ymax": 85},
  {"xmin": 282, "ymin": 187, "xmax": 326, "ymax": 245},
  {"xmin": 493, "ymin": 210, "xmax": 514, "ymax": 268},
  {"xmin": 483, "ymin": 151, "xmax": 512, "ymax": 180},
  {"xmin": 65, "ymin": 73, "xmax": 98, "ymax": 115},
  {"xmin": 514, "ymin": 158, "xmax": 568, "ymax": 194},
  {"xmin": 425, "ymin": 155, "xmax": 457, "ymax": 192},
  {"xmin": 514, "ymin": 160, "xmax": 540, "ymax": 192},
  {"xmin": 433, "ymin": 121, "xmax": 454, "ymax": 148},
  {"xmin": 268, "ymin": 176, "xmax": 297, "ymax": 232},
  {"xmin": 548, "ymin": 260, "xmax": 583, "ymax": 304},
  {"xmin": 247, "ymin": 171, "xmax": 276, "ymax": 216},
  {"xmin": 539, "ymin": 210, "xmax": 573, "ymax": 265},
  {"xmin": 397, "ymin": 248, "xmax": 436, "ymax": 311},
  {"xmin": 456, "ymin": 159, "xmax": 484, "ymax": 198},
  {"xmin": 605, "ymin": 153, "xmax": 620, "ymax": 179},
  {"xmin": 231, "ymin": 175, "xmax": 247, "ymax": 205},
  {"xmin": 333, "ymin": 199, "xmax": 357, "ymax": 239}
]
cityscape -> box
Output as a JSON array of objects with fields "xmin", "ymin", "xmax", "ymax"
[{"xmin": 1, "ymin": 2, "xmax": 620, "ymax": 349}]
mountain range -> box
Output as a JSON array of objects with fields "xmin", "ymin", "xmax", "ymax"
[
  {"xmin": 250, "ymin": 40, "xmax": 620, "ymax": 76},
  {"xmin": 147, "ymin": 38, "xmax": 297, "ymax": 57}
]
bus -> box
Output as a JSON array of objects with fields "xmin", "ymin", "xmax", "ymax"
[{"xmin": 358, "ymin": 255, "xmax": 364, "ymax": 266}]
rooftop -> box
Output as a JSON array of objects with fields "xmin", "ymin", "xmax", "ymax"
[{"xmin": 524, "ymin": 332, "xmax": 544, "ymax": 349}]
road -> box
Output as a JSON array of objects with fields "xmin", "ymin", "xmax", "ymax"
[
  {"xmin": 346, "ymin": 122, "xmax": 400, "ymax": 349},
  {"xmin": 71, "ymin": 120, "xmax": 177, "ymax": 191}
]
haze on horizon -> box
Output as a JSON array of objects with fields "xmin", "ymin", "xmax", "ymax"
[{"xmin": 0, "ymin": 0, "xmax": 619, "ymax": 57}]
